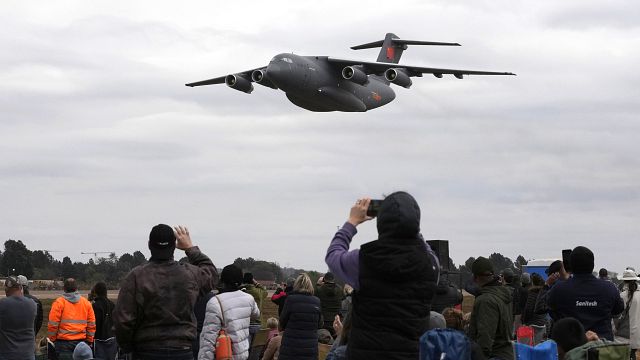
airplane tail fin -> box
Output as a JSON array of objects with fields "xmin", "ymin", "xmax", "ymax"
[{"xmin": 351, "ymin": 33, "xmax": 461, "ymax": 64}]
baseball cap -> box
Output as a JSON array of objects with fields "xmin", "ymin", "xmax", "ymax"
[
  {"xmin": 4, "ymin": 276, "xmax": 21, "ymax": 289},
  {"xmin": 17, "ymin": 275, "xmax": 28, "ymax": 287},
  {"xmin": 148, "ymin": 224, "xmax": 176, "ymax": 260},
  {"xmin": 472, "ymin": 257, "xmax": 494, "ymax": 276},
  {"xmin": 545, "ymin": 260, "xmax": 563, "ymax": 275}
]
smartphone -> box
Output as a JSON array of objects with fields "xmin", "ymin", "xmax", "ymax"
[
  {"xmin": 562, "ymin": 249, "xmax": 572, "ymax": 273},
  {"xmin": 366, "ymin": 199, "xmax": 384, "ymax": 217}
]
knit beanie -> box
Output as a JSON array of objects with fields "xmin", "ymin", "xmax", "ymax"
[
  {"xmin": 570, "ymin": 246, "xmax": 594, "ymax": 274},
  {"xmin": 73, "ymin": 342, "xmax": 93, "ymax": 360},
  {"xmin": 221, "ymin": 265, "xmax": 243, "ymax": 290}
]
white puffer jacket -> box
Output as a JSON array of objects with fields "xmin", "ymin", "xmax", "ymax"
[{"xmin": 198, "ymin": 290, "xmax": 260, "ymax": 360}]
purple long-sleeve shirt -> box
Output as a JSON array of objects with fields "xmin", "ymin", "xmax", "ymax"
[{"xmin": 325, "ymin": 222, "xmax": 440, "ymax": 290}]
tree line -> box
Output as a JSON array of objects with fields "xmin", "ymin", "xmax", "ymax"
[{"xmin": 1, "ymin": 238, "xmax": 535, "ymax": 290}]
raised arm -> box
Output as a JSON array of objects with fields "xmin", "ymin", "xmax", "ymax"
[{"xmin": 325, "ymin": 198, "xmax": 373, "ymax": 290}]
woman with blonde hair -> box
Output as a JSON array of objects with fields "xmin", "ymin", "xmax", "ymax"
[{"xmin": 277, "ymin": 273, "xmax": 322, "ymax": 360}]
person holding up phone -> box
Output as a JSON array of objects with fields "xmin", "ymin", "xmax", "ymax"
[
  {"xmin": 325, "ymin": 192, "xmax": 440, "ymax": 360},
  {"xmin": 547, "ymin": 246, "xmax": 624, "ymax": 341}
]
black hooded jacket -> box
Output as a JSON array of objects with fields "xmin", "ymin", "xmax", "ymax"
[{"xmin": 348, "ymin": 192, "xmax": 438, "ymax": 360}]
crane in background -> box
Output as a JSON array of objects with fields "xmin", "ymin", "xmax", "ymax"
[{"xmin": 81, "ymin": 251, "xmax": 115, "ymax": 259}]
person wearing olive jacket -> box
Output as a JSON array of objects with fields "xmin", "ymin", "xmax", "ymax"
[{"xmin": 468, "ymin": 257, "xmax": 514, "ymax": 360}]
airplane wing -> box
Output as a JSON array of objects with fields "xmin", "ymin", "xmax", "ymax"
[
  {"xmin": 185, "ymin": 67, "xmax": 266, "ymax": 87},
  {"xmin": 327, "ymin": 57, "xmax": 515, "ymax": 78}
]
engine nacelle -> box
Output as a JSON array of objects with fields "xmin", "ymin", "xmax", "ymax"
[
  {"xmin": 251, "ymin": 70, "xmax": 278, "ymax": 89},
  {"xmin": 384, "ymin": 68, "xmax": 412, "ymax": 88},
  {"xmin": 225, "ymin": 74, "xmax": 253, "ymax": 94},
  {"xmin": 341, "ymin": 66, "xmax": 369, "ymax": 85}
]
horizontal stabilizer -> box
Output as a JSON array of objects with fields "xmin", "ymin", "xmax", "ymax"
[
  {"xmin": 393, "ymin": 40, "xmax": 460, "ymax": 47},
  {"xmin": 351, "ymin": 40, "xmax": 385, "ymax": 50},
  {"xmin": 351, "ymin": 38, "xmax": 460, "ymax": 50}
]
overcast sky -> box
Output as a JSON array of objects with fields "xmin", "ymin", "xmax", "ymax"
[{"xmin": 1, "ymin": 0, "xmax": 639, "ymax": 275}]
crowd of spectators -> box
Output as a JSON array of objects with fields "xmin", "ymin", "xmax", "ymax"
[{"xmin": 1, "ymin": 191, "xmax": 638, "ymax": 360}]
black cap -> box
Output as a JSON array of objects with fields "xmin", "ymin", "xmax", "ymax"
[
  {"xmin": 546, "ymin": 260, "xmax": 563, "ymax": 275},
  {"xmin": 472, "ymin": 257, "xmax": 494, "ymax": 276},
  {"xmin": 149, "ymin": 224, "xmax": 176, "ymax": 260},
  {"xmin": 599, "ymin": 268, "xmax": 608, "ymax": 278},
  {"xmin": 243, "ymin": 272, "xmax": 254, "ymax": 284},
  {"xmin": 221, "ymin": 264, "xmax": 243, "ymax": 290},
  {"xmin": 570, "ymin": 246, "xmax": 594, "ymax": 274},
  {"xmin": 324, "ymin": 272, "xmax": 335, "ymax": 282}
]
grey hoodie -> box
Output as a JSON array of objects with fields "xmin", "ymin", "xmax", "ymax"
[{"xmin": 63, "ymin": 292, "xmax": 82, "ymax": 304}]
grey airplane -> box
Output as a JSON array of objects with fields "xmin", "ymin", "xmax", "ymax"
[{"xmin": 186, "ymin": 33, "xmax": 515, "ymax": 112}]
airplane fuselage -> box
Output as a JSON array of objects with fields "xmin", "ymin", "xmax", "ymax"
[{"xmin": 266, "ymin": 54, "xmax": 395, "ymax": 112}]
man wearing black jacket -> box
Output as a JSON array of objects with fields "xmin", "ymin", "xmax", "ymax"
[
  {"xmin": 547, "ymin": 246, "xmax": 624, "ymax": 340},
  {"xmin": 93, "ymin": 282, "xmax": 117, "ymax": 359}
]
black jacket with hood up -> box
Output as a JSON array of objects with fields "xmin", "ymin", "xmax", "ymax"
[{"xmin": 348, "ymin": 192, "xmax": 438, "ymax": 360}]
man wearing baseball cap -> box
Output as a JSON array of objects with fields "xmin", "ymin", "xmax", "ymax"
[
  {"xmin": 18, "ymin": 275, "xmax": 44, "ymax": 335},
  {"xmin": 113, "ymin": 225, "xmax": 218, "ymax": 360},
  {"xmin": 0, "ymin": 276, "xmax": 37, "ymax": 360},
  {"xmin": 468, "ymin": 257, "xmax": 514, "ymax": 360}
]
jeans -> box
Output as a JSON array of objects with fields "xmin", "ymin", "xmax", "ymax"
[
  {"xmin": 133, "ymin": 348, "xmax": 193, "ymax": 360},
  {"xmin": 54, "ymin": 340, "xmax": 81, "ymax": 360},
  {"xmin": 249, "ymin": 324, "xmax": 261, "ymax": 347}
]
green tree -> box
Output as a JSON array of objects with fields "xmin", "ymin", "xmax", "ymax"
[
  {"xmin": 488, "ymin": 253, "xmax": 515, "ymax": 273},
  {"xmin": 61, "ymin": 256, "xmax": 75, "ymax": 278},
  {"xmin": 515, "ymin": 255, "xmax": 528, "ymax": 272},
  {"xmin": 0, "ymin": 240, "xmax": 34, "ymax": 278},
  {"xmin": 132, "ymin": 251, "xmax": 147, "ymax": 267}
]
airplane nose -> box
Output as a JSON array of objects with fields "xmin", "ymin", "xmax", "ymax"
[{"xmin": 266, "ymin": 61, "xmax": 284, "ymax": 87}]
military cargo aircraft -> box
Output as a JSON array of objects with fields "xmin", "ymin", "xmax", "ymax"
[{"xmin": 186, "ymin": 33, "xmax": 515, "ymax": 112}]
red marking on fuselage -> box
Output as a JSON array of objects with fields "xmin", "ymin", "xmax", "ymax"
[
  {"xmin": 386, "ymin": 47, "xmax": 395, "ymax": 60},
  {"xmin": 372, "ymin": 92, "xmax": 382, "ymax": 101}
]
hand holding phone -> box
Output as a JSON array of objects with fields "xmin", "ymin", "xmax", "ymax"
[{"xmin": 348, "ymin": 198, "xmax": 374, "ymax": 226}]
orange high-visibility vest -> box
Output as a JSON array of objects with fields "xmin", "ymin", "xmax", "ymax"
[{"xmin": 47, "ymin": 295, "xmax": 96, "ymax": 343}]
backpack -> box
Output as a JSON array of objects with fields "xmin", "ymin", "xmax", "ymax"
[
  {"xmin": 514, "ymin": 340, "xmax": 558, "ymax": 360},
  {"xmin": 98, "ymin": 299, "xmax": 115, "ymax": 339},
  {"xmin": 419, "ymin": 328, "xmax": 471, "ymax": 360},
  {"xmin": 564, "ymin": 340, "xmax": 630, "ymax": 360}
]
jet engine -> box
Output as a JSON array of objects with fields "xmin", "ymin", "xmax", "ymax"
[
  {"xmin": 384, "ymin": 68, "xmax": 412, "ymax": 88},
  {"xmin": 251, "ymin": 69, "xmax": 278, "ymax": 89},
  {"xmin": 225, "ymin": 74, "xmax": 253, "ymax": 94},
  {"xmin": 341, "ymin": 66, "xmax": 369, "ymax": 85}
]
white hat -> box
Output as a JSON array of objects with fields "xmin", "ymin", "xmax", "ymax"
[
  {"xmin": 16, "ymin": 275, "xmax": 28, "ymax": 287},
  {"xmin": 620, "ymin": 269, "xmax": 640, "ymax": 281}
]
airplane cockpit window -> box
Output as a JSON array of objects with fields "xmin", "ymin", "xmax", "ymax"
[{"xmin": 281, "ymin": 57, "xmax": 293, "ymax": 63}]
